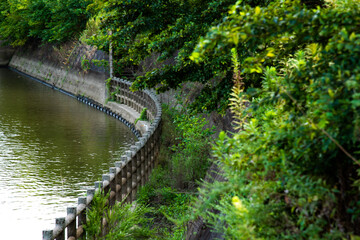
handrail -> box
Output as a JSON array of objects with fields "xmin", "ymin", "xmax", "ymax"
[{"xmin": 42, "ymin": 77, "xmax": 162, "ymax": 240}]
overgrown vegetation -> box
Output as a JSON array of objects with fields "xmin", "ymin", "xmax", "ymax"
[
  {"xmin": 84, "ymin": 191, "xmax": 155, "ymax": 240},
  {"xmin": 191, "ymin": 0, "xmax": 360, "ymax": 238},
  {"xmin": 85, "ymin": 105, "xmax": 214, "ymax": 239},
  {"xmin": 3, "ymin": 0, "xmax": 360, "ymax": 238},
  {"xmin": 86, "ymin": 0, "xmax": 269, "ymax": 113},
  {"xmin": 135, "ymin": 104, "xmax": 214, "ymax": 238}
]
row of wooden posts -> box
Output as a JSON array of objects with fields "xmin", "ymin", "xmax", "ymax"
[{"xmin": 42, "ymin": 78, "xmax": 162, "ymax": 240}]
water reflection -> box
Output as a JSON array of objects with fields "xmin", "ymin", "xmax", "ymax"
[{"xmin": 0, "ymin": 68, "xmax": 136, "ymax": 239}]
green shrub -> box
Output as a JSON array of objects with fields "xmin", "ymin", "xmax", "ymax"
[
  {"xmin": 84, "ymin": 190, "xmax": 109, "ymax": 238},
  {"xmin": 168, "ymin": 106, "xmax": 215, "ymax": 188},
  {"xmin": 84, "ymin": 191, "xmax": 155, "ymax": 240},
  {"xmin": 135, "ymin": 103, "xmax": 214, "ymax": 238},
  {"xmin": 191, "ymin": 0, "xmax": 360, "ymax": 238}
]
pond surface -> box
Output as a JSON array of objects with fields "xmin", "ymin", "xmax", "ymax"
[{"xmin": 0, "ymin": 68, "xmax": 136, "ymax": 239}]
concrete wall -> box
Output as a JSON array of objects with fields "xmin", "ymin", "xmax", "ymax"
[
  {"xmin": 8, "ymin": 43, "xmax": 155, "ymax": 135},
  {"xmin": 9, "ymin": 50, "xmax": 107, "ymax": 104}
]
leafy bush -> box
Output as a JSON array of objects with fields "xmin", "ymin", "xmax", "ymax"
[
  {"xmin": 191, "ymin": 0, "xmax": 360, "ymax": 238},
  {"xmin": 161, "ymin": 104, "xmax": 215, "ymax": 188},
  {"xmin": 85, "ymin": 190, "xmax": 109, "ymax": 238},
  {"xmin": 84, "ymin": 191, "xmax": 155, "ymax": 240},
  {"xmin": 134, "ymin": 103, "xmax": 214, "ymax": 238}
]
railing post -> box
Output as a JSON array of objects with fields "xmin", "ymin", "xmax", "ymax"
[
  {"xmin": 78, "ymin": 197, "xmax": 87, "ymax": 239},
  {"xmin": 94, "ymin": 181, "xmax": 105, "ymax": 236},
  {"xmin": 136, "ymin": 141, "xmax": 145, "ymax": 187},
  {"xmin": 115, "ymin": 161, "xmax": 125, "ymax": 202},
  {"xmin": 125, "ymin": 150, "xmax": 134, "ymax": 202},
  {"xmin": 110, "ymin": 167, "xmax": 119, "ymax": 203},
  {"xmin": 123, "ymin": 155, "xmax": 132, "ymax": 203},
  {"xmin": 144, "ymin": 133, "xmax": 151, "ymax": 181},
  {"xmin": 103, "ymin": 174, "xmax": 115, "ymax": 206},
  {"xmin": 139, "ymin": 138, "xmax": 146, "ymax": 186},
  {"xmin": 87, "ymin": 188, "xmax": 95, "ymax": 202},
  {"xmin": 131, "ymin": 145, "xmax": 139, "ymax": 200},
  {"xmin": 102, "ymin": 174, "xmax": 110, "ymax": 196},
  {"xmin": 43, "ymin": 230, "xmax": 53, "ymax": 240},
  {"xmin": 67, "ymin": 206, "xmax": 77, "ymax": 239},
  {"xmin": 95, "ymin": 181, "xmax": 103, "ymax": 193},
  {"xmin": 149, "ymin": 127, "xmax": 155, "ymax": 169},
  {"xmin": 55, "ymin": 217, "xmax": 65, "ymax": 240}
]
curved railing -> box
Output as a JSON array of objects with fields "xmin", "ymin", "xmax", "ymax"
[{"xmin": 42, "ymin": 77, "xmax": 162, "ymax": 240}]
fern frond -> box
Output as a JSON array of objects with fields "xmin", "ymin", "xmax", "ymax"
[{"xmin": 229, "ymin": 48, "xmax": 248, "ymax": 131}]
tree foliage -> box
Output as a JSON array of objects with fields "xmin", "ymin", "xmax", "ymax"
[
  {"xmin": 192, "ymin": 0, "xmax": 360, "ymax": 238},
  {"xmin": 0, "ymin": 0, "xmax": 91, "ymax": 46},
  {"xmin": 88, "ymin": 0, "xmax": 276, "ymax": 113}
]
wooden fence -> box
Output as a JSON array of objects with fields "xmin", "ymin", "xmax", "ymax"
[{"xmin": 42, "ymin": 77, "xmax": 162, "ymax": 240}]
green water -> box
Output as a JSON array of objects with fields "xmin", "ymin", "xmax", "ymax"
[{"xmin": 0, "ymin": 68, "xmax": 136, "ymax": 239}]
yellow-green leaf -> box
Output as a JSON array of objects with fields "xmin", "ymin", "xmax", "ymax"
[{"xmin": 255, "ymin": 6, "xmax": 261, "ymax": 15}]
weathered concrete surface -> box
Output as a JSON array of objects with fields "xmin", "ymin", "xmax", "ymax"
[
  {"xmin": 0, "ymin": 44, "xmax": 15, "ymax": 66},
  {"xmin": 9, "ymin": 43, "xmax": 107, "ymax": 103},
  {"xmin": 105, "ymin": 101, "xmax": 148, "ymax": 133},
  {"xmin": 10, "ymin": 54, "xmax": 107, "ymax": 103},
  {"xmin": 8, "ymin": 43, "xmax": 148, "ymax": 134}
]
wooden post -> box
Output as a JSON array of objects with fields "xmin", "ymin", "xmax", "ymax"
[
  {"xmin": 136, "ymin": 141, "xmax": 145, "ymax": 186},
  {"xmin": 87, "ymin": 189, "xmax": 95, "ymax": 202},
  {"xmin": 144, "ymin": 133, "xmax": 151, "ymax": 181},
  {"xmin": 115, "ymin": 161, "xmax": 125, "ymax": 202},
  {"xmin": 102, "ymin": 174, "xmax": 110, "ymax": 195},
  {"xmin": 95, "ymin": 181, "xmax": 103, "ymax": 190},
  {"xmin": 103, "ymin": 174, "xmax": 115, "ymax": 206},
  {"xmin": 67, "ymin": 207, "xmax": 77, "ymax": 239},
  {"xmin": 131, "ymin": 146, "xmax": 139, "ymax": 200},
  {"xmin": 78, "ymin": 197, "xmax": 87, "ymax": 239},
  {"xmin": 43, "ymin": 230, "xmax": 53, "ymax": 240},
  {"xmin": 149, "ymin": 128, "xmax": 155, "ymax": 170},
  {"xmin": 140, "ymin": 138, "xmax": 146, "ymax": 185},
  {"xmin": 125, "ymin": 150, "xmax": 134, "ymax": 202},
  {"xmin": 122, "ymin": 155, "xmax": 132, "ymax": 203},
  {"xmin": 110, "ymin": 167, "xmax": 120, "ymax": 202},
  {"xmin": 55, "ymin": 217, "xmax": 65, "ymax": 240}
]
